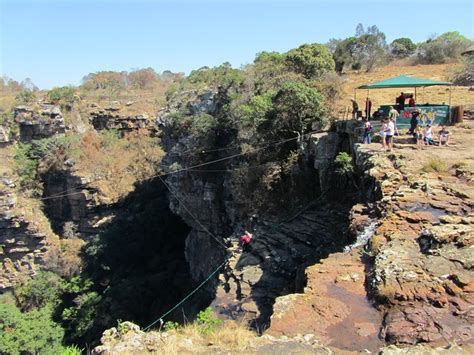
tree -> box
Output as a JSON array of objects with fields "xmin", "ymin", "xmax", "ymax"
[
  {"xmin": 81, "ymin": 71, "xmax": 127, "ymax": 92},
  {"xmin": 333, "ymin": 37, "xmax": 359, "ymax": 73},
  {"xmin": 0, "ymin": 303, "xmax": 64, "ymax": 355},
  {"xmin": 269, "ymin": 81, "xmax": 327, "ymax": 134},
  {"xmin": 128, "ymin": 68, "xmax": 158, "ymax": 89},
  {"xmin": 14, "ymin": 271, "xmax": 64, "ymax": 312},
  {"xmin": 390, "ymin": 38, "xmax": 417, "ymax": 58},
  {"xmin": 236, "ymin": 92, "xmax": 273, "ymax": 127},
  {"xmin": 355, "ymin": 23, "xmax": 365, "ymax": 37},
  {"xmin": 20, "ymin": 78, "xmax": 38, "ymax": 91},
  {"xmin": 325, "ymin": 38, "xmax": 341, "ymax": 54},
  {"xmin": 417, "ymin": 32, "xmax": 472, "ymax": 64},
  {"xmin": 357, "ymin": 31, "xmax": 387, "ymax": 71},
  {"xmin": 285, "ymin": 43, "xmax": 335, "ymax": 79},
  {"xmin": 333, "ymin": 25, "xmax": 387, "ymax": 73}
]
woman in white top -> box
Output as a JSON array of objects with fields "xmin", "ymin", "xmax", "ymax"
[{"xmin": 423, "ymin": 125, "xmax": 434, "ymax": 145}]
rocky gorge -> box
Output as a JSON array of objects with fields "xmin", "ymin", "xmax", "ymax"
[
  {"xmin": 93, "ymin": 85, "xmax": 473, "ymax": 352},
  {"xmin": 1, "ymin": 83, "xmax": 473, "ymax": 353}
]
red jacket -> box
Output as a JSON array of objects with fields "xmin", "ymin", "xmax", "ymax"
[{"xmin": 240, "ymin": 234, "xmax": 252, "ymax": 245}]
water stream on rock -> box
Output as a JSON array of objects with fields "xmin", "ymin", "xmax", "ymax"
[{"xmin": 344, "ymin": 221, "xmax": 377, "ymax": 252}]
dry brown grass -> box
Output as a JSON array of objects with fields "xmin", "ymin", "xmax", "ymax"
[
  {"xmin": 75, "ymin": 130, "xmax": 164, "ymax": 203},
  {"xmin": 44, "ymin": 238, "xmax": 85, "ymax": 278},
  {"xmin": 158, "ymin": 321, "xmax": 257, "ymax": 354}
]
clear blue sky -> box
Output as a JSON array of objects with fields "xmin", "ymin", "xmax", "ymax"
[{"xmin": 1, "ymin": 0, "xmax": 473, "ymax": 89}]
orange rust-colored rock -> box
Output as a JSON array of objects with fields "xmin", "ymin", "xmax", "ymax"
[{"xmin": 269, "ymin": 251, "xmax": 384, "ymax": 352}]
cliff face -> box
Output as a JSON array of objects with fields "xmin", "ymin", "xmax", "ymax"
[
  {"xmin": 0, "ymin": 170, "xmax": 60, "ymax": 292},
  {"xmin": 157, "ymin": 91, "xmax": 364, "ymax": 328},
  {"xmin": 269, "ymin": 127, "xmax": 474, "ymax": 349},
  {"xmin": 158, "ymin": 86, "xmax": 474, "ymax": 350},
  {"xmin": 41, "ymin": 167, "xmax": 115, "ymax": 240},
  {"xmin": 89, "ymin": 102, "xmax": 156, "ymax": 134},
  {"xmin": 14, "ymin": 105, "xmax": 67, "ymax": 142}
]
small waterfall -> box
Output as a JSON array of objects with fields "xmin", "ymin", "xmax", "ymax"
[{"xmin": 344, "ymin": 221, "xmax": 377, "ymax": 252}]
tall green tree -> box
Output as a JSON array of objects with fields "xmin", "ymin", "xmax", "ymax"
[
  {"xmin": 0, "ymin": 303, "xmax": 64, "ymax": 355},
  {"xmin": 285, "ymin": 43, "xmax": 335, "ymax": 79},
  {"xmin": 333, "ymin": 24, "xmax": 387, "ymax": 73},
  {"xmin": 417, "ymin": 32, "xmax": 472, "ymax": 64},
  {"xmin": 269, "ymin": 81, "xmax": 327, "ymax": 134},
  {"xmin": 390, "ymin": 37, "xmax": 417, "ymax": 58}
]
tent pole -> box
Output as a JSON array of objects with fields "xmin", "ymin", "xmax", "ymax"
[{"xmin": 448, "ymin": 85, "xmax": 452, "ymax": 124}]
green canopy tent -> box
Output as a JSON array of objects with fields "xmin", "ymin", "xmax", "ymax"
[
  {"xmin": 357, "ymin": 75, "xmax": 451, "ymax": 89},
  {"xmin": 356, "ymin": 75, "xmax": 453, "ymax": 124},
  {"xmin": 357, "ymin": 75, "xmax": 452, "ymax": 102}
]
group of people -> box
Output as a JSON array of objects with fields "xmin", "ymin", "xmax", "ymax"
[
  {"xmin": 363, "ymin": 115, "xmax": 397, "ymax": 151},
  {"xmin": 362, "ymin": 104, "xmax": 451, "ymax": 151}
]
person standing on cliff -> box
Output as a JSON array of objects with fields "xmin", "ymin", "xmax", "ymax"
[
  {"xmin": 240, "ymin": 231, "xmax": 253, "ymax": 252},
  {"xmin": 351, "ymin": 99, "xmax": 359, "ymax": 120},
  {"xmin": 365, "ymin": 97, "xmax": 372, "ymax": 119},
  {"xmin": 396, "ymin": 92, "xmax": 405, "ymax": 112},
  {"xmin": 363, "ymin": 118, "xmax": 372, "ymax": 144}
]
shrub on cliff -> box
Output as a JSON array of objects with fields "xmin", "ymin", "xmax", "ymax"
[
  {"xmin": 15, "ymin": 89, "xmax": 36, "ymax": 104},
  {"xmin": 47, "ymin": 86, "xmax": 77, "ymax": 111},
  {"xmin": 166, "ymin": 63, "xmax": 245, "ymax": 100},
  {"xmin": 14, "ymin": 271, "xmax": 64, "ymax": 312},
  {"xmin": 190, "ymin": 113, "xmax": 218, "ymax": 134},
  {"xmin": 235, "ymin": 93, "xmax": 273, "ymax": 127},
  {"xmin": 13, "ymin": 143, "xmax": 38, "ymax": 189},
  {"xmin": 0, "ymin": 303, "xmax": 65, "ymax": 355},
  {"xmin": 196, "ymin": 307, "xmax": 223, "ymax": 334},
  {"xmin": 334, "ymin": 152, "xmax": 354, "ymax": 175}
]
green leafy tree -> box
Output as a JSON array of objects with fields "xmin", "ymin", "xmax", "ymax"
[
  {"xmin": 333, "ymin": 25, "xmax": 387, "ymax": 73},
  {"xmin": 354, "ymin": 25, "xmax": 387, "ymax": 72},
  {"xmin": 417, "ymin": 32, "xmax": 472, "ymax": 64},
  {"xmin": 250, "ymin": 51, "xmax": 293, "ymax": 93},
  {"xmin": 333, "ymin": 37, "xmax": 359, "ymax": 73},
  {"xmin": 285, "ymin": 43, "xmax": 335, "ymax": 79},
  {"xmin": 190, "ymin": 113, "xmax": 218, "ymax": 134},
  {"xmin": 269, "ymin": 81, "xmax": 327, "ymax": 134},
  {"xmin": 235, "ymin": 92, "xmax": 273, "ymax": 126},
  {"xmin": 390, "ymin": 37, "xmax": 417, "ymax": 58},
  {"xmin": 14, "ymin": 271, "xmax": 65, "ymax": 312},
  {"xmin": 0, "ymin": 303, "xmax": 64, "ymax": 355}
]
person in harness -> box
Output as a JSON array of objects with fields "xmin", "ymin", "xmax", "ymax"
[{"xmin": 240, "ymin": 231, "xmax": 253, "ymax": 252}]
